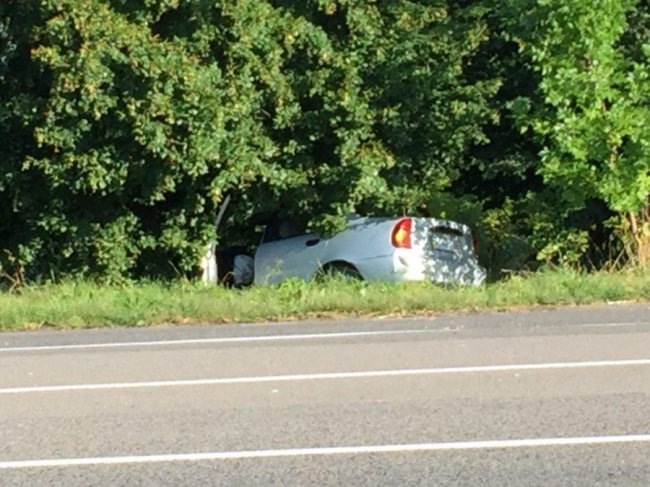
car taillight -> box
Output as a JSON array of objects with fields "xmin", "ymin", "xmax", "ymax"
[
  {"xmin": 472, "ymin": 232, "xmax": 480, "ymax": 254},
  {"xmin": 391, "ymin": 218, "xmax": 412, "ymax": 249}
]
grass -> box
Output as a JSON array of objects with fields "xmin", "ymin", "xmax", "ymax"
[{"xmin": 0, "ymin": 269, "xmax": 648, "ymax": 331}]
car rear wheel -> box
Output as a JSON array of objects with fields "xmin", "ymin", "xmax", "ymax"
[{"xmin": 318, "ymin": 262, "xmax": 363, "ymax": 281}]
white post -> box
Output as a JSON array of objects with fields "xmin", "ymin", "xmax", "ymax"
[
  {"xmin": 200, "ymin": 194, "xmax": 231, "ymax": 284},
  {"xmin": 200, "ymin": 242, "xmax": 218, "ymax": 284}
]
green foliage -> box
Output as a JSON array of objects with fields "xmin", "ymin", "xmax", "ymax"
[
  {"xmin": 1, "ymin": 0, "xmax": 648, "ymax": 284},
  {"xmin": 506, "ymin": 0, "xmax": 650, "ymax": 263},
  {"xmin": 1, "ymin": 0, "xmax": 500, "ymax": 281}
]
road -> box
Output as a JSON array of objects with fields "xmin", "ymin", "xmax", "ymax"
[{"xmin": 0, "ymin": 303, "xmax": 649, "ymax": 486}]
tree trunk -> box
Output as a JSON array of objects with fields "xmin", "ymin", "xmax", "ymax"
[
  {"xmin": 629, "ymin": 205, "xmax": 650, "ymax": 268},
  {"xmin": 639, "ymin": 203, "xmax": 650, "ymax": 268}
]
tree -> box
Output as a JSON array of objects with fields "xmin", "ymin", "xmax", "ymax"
[
  {"xmin": 507, "ymin": 0, "xmax": 650, "ymax": 266},
  {"xmin": 1, "ymin": 0, "xmax": 502, "ymax": 282}
]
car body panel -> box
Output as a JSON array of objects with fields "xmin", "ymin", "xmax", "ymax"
[
  {"xmin": 254, "ymin": 233, "xmax": 324, "ymax": 284},
  {"xmin": 253, "ymin": 216, "xmax": 485, "ymax": 286}
]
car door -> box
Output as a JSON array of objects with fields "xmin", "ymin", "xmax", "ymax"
[
  {"xmin": 284, "ymin": 233, "xmax": 325, "ymax": 277},
  {"xmin": 254, "ymin": 221, "xmax": 325, "ymax": 284}
]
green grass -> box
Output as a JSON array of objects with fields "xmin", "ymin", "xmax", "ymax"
[{"xmin": 0, "ymin": 269, "xmax": 648, "ymax": 331}]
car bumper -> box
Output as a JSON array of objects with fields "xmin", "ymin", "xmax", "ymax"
[{"xmin": 356, "ymin": 250, "xmax": 486, "ymax": 286}]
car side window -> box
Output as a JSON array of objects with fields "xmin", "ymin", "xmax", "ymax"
[{"xmin": 262, "ymin": 219, "xmax": 304, "ymax": 243}]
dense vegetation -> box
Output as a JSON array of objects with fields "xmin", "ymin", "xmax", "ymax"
[{"xmin": 1, "ymin": 0, "xmax": 648, "ymax": 285}]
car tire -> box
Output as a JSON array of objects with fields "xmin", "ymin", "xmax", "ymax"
[{"xmin": 319, "ymin": 262, "xmax": 363, "ymax": 281}]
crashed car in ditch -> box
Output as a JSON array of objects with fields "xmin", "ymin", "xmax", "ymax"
[{"xmin": 219, "ymin": 215, "xmax": 486, "ymax": 286}]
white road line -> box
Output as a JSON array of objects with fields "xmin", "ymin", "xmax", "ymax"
[
  {"xmin": 578, "ymin": 322, "xmax": 650, "ymax": 328},
  {"xmin": 3, "ymin": 321, "xmax": 648, "ymax": 353},
  {"xmin": 2, "ymin": 358, "xmax": 649, "ymax": 395},
  {"xmin": 0, "ymin": 329, "xmax": 437, "ymax": 353},
  {"xmin": 2, "ymin": 434, "xmax": 650, "ymax": 469}
]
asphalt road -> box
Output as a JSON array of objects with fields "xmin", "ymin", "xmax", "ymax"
[{"xmin": 0, "ymin": 303, "xmax": 649, "ymax": 486}]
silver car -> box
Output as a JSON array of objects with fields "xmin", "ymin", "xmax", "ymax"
[{"xmin": 253, "ymin": 215, "xmax": 485, "ymax": 286}]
